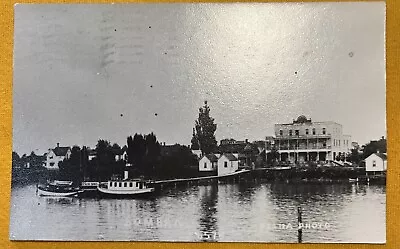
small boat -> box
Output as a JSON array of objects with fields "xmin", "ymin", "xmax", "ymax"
[
  {"xmin": 97, "ymin": 179, "xmax": 155, "ymax": 197},
  {"xmin": 37, "ymin": 180, "xmax": 83, "ymax": 197}
]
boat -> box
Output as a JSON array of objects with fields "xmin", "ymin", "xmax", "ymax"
[
  {"xmin": 37, "ymin": 180, "xmax": 83, "ymax": 197},
  {"xmin": 97, "ymin": 178, "xmax": 155, "ymax": 197}
]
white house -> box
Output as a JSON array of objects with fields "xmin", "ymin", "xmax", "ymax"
[
  {"xmin": 365, "ymin": 153, "xmax": 387, "ymax": 174},
  {"xmin": 217, "ymin": 153, "xmax": 239, "ymax": 176},
  {"xmin": 45, "ymin": 143, "xmax": 71, "ymax": 170},
  {"xmin": 199, "ymin": 154, "xmax": 219, "ymax": 172}
]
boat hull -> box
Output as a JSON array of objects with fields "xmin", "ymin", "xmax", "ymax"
[
  {"xmin": 97, "ymin": 186, "xmax": 155, "ymax": 197},
  {"xmin": 37, "ymin": 188, "xmax": 82, "ymax": 197}
]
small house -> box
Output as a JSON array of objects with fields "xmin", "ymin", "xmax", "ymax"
[
  {"xmin": 365, "ymin": 153, "xmax": 387, "ymax": 175},
  {"xmin": 45, "ymin": 143, "xmax": 71, "ymax": 170},
  {"xmin": 217, "ymin": 153, "xmax": 239, "ymax": 176},
  {"xmin": 199, "ymin": 154, "xmax": 219, "ymax": 172}
]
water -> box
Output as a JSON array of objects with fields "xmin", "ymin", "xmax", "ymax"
[{"xmin": 9, "ymin": 182, "xmax": 386, "ymax": 243}]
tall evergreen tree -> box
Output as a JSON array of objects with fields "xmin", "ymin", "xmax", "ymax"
[
  {"xmin": 190, "ymin": 128, "xmax": 200, "ymax": 150},
  {"xmin": 193, "ymin": 101, "xmax": 217, "ymax": 155}
]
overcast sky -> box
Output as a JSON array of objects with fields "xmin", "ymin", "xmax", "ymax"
[{"xmin": 13, "ymin": 2, "xmax": 386, "ymax": 155}]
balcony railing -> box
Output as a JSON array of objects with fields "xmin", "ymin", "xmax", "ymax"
[
  {"xmin": 275, "ymin": 134, "xmax": 331, "ymax": 139},
  {"xmin": 277, "ymin": 145, "xmax": 331, "ymax": 150}
]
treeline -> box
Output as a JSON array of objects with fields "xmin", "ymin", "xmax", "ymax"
[
  {"xmin": 343, "ymin": 136, "xmax": 387, "ymax": 164},
  {"xmin": 58, "ymin": 132, "xmax": 199, "ymax": 182},
  {"xmin": 11, "ymin": 151, "xmax": 47, "ymax": 185}
]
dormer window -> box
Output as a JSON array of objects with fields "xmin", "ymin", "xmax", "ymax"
[
  {"xmin": 322, "ymin": 128, "xmax": 326, "ymax": 135},
  {"xmin": 279, "ymin": 130, "xmax": 283, "ymax": 136},
  {"xmin": 312, "ymin": 128, "xmax": 316, "ymax": 135},
  {"xmin": 289, "ymin": 130, "xmax": 293, "ymax": 136}
]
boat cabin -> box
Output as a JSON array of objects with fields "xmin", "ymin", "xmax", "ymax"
[{"xmin": 107, "ymin": 180, "xmax": 148, "ymax": 190}]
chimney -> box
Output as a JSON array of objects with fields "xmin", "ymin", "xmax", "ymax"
[
  {"xmin": 245, "ymin": 139, "xmax": 248, "ymax": 143},
  {"xmin": 123, "ymin": 170, "xmax": 129, "ymax": 180},
  {"xmin": 57, "ymin": 143, "xmax": 60, "ymax": 148}
]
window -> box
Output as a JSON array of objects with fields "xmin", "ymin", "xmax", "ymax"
[
  {"xmin": 224, "ymin": 161, "xmax": 228, "ymax": 168},
  {"xmin": 49, "ymin": 162, "xmax": 55, "ymax": 166},
  {"xmin": 49, "ymin": 156, "xmax": 53, "ymax": 159},
  {"xmin": 312, "ymin": 128, "xmax": 316, "ymax": 135},
  {"xmin": 136, "ymin": 182, "xmax": 139, "ymax": 187},
  {"xmin": 305, "ymin": 129, "xmax": 309, "ymax": 135},
  {"xmin": 373, "ymin": 160, "xmax": 376, "ymax": 167},
  {"xmin": 129, "ymin": 182, "xmax": 133, "ymax": 187},
  {"xmin": 124, "ymin": 182, "xmax": 127, "ymax": 187},
  {"xmin": 279, "ymin": 130, "xmax": 283, "ymax": 136},
  {"xmin": 322, "ymin": 128, "xmax": 326, "ymax": 135},
  {"xmin": 204, "ymin": 162, "xmax": 207, "ymax": 168},
  {"xmin": 114, "ymin": 182, "xmax": 117, "ymax": 187},
  {"xmin": 119, "ymin": 182, "xmax": 122, "ymax": 187},
  {"xmin": 289, "ymin": 130, "xmax": 293, "ymax": 136},
  {"xmin": 295, "ymin": 130, "xmax": 299, "ymax": 136}
]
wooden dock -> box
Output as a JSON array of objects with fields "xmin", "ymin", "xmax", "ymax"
[{"xmin": 149, "ymin": 169, "xmax": 251, "ymax": 186}]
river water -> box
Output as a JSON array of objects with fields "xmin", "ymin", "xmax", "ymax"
[{"xmin": 9, "ymin": 181, "xmax": 385, "ymax": 243}]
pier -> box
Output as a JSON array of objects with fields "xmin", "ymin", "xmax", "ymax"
[{"xmin": 148, "ymin": 169, "xmax": 251, "ymax": 187}]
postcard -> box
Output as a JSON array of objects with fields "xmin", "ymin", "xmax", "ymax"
[{"xmin": 10, "ymin": 2, "xmax": 386, "ymax": 243}]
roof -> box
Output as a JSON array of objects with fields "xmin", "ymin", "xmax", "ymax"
[
  {"xmin": 203, "ymin": 154, "xmax": 219, "ymax": 162},
  {"xmin": 374, "ymin": 153, "xmax": 387, "ymax": 161},
  {"xmin": 222, "ymin": 153, "xmax": 238, "ymax": 161},
  {"xmin": 52, "ymin": 147, "xmax": 70, "ymax": 156}
]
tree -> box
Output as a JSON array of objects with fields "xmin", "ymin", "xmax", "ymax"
[
  {"xmin": 348, "ymin": 148, "xmax": 361, "ymax": 164},
  {"xmin": 95, "ymin": 140, "xmax": 115, "ymax": 180},
  {"xmin": 193, "ymin": 101, "xmax": 217, "ymax": 155},
  {"xmin": 127, "ymin": 133, "xmax": 161, "ymax": 177},
  {"xmin": 12, "ymin": 152, "xmax": 21, "ymax": 169},
  {"xmin": 267, "ymin": 146, "xmax": 280, "ymax": 166},
  {"xmin": 362, "ymin": 136, "xmax": 386, "ymax": 159},
  {"xmin": 190, "ymin": 128, "xmax": 200, "ymax": 150},
  {"xmin": 59, "ymin": 146, "xmax": 82, "ymax": 182}
]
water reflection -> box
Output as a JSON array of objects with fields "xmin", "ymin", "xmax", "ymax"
[
  {"xmin": 9, "ymin": 182, "xmax": 385, "ymax": 242},
  {"xmin": 197, "ymin": 183, "xmax": 218, "ymax": 241}
]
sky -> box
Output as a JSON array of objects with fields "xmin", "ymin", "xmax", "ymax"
[{"xmin": 13, "ymin": 2, "xmax": 386, "ymax": 155}]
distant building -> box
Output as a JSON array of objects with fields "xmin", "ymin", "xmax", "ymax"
[
  {"xmin": 217, "ymin": 153, "xmax": 239, "ymax": 176},
  {"xmin": 191, "ymin": 149, "xmax": 202, "ymax": 158},
  {"xmin": 220, "ymin": 138, "xmax": 246, "ymax": 146},
  {"xmin": 45, "ymin": 143, "xmax": 71, "ymax": 170},
  {"xmin": 365, "ymin": 153, "xmax": 387, "ymax": 174},
  {"xmin": 274, "ymin": 115, "xmax": 352, "ymax": 163},
  {"xmin": 20, "ymin": 153, "xmax": 46, "ymax": 169},
  {"xmin": 199, "ymin": 154, "xmax": 219, "ymax": 172},
  {"xmin": 88, "ymin": 148, "xmax": 97, "ymax": 161}
]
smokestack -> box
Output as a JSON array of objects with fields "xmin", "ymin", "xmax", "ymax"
[{"xmin": 57, "ymin": 143, "xmax": 60, "ymax": 148}]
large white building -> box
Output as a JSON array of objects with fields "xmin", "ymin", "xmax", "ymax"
[
  {"xmin": 273, "ymin": 116, "xmax": 352, "ymax": 163},
  {"xmin": 45, "ymin": 143, "xmax": 71, "ymax": 170}
]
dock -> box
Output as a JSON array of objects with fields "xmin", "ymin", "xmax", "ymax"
[{"xmin": 149, "ymin": 169, "xmax": 251, "ymax": 186}]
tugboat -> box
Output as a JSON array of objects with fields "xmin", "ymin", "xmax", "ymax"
[
  {"xmin": 97, "ymin": 170, "xmax": 154, "ymax": 197},
  {"xmin": 37, "ymin": 180, "xmax": 83, "ymax": 197}
]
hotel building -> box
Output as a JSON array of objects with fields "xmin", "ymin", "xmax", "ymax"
[{"xmin": 274, "ymin": 116, "xmax": 352, "ymax": 162}]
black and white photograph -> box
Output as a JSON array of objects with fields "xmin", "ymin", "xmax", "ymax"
[{"xmin": 10, "ymin": 2, "xmax": 386, "ymax": 243}]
